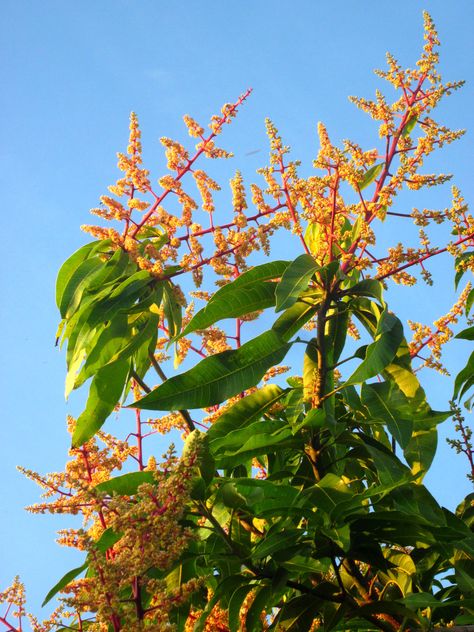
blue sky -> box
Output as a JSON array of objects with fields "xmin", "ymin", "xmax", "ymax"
[{"xmin": 1, "ymin": 0, "xmax": 473, "ymax": 618}]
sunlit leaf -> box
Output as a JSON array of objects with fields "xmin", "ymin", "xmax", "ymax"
[
  {"xmin": 180, "ymin": 281, "xmax": 278, "ymax": 338},
  {"xmin": 358, "ymin": 163, "xmax": 384, "ymax": 190},
  {"xmin": 132, "ymin": 330, "xmax": 291, "ymax": 411},
  {"xmin": 345, "ymin": 310, "xmax": 404, "ymax": 386},
  {"xmin": 72, "ymin": 359, "xmax": 129, "ymax": 447},
  {"xmin": 95, "ymin": 471, "xmax": 156, "ymax": 495},
  {"xmin": 275, "ymin": 254, "xmax": 319, "ymax": 312}
]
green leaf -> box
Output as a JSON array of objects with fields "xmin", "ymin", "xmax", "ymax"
[
  {"xmin": 72, "ymin": 359, "xmax": 130, "ymax": 447},
  {"xmin": 359, "ymin": 163, "xmax": 384, "ymax": 190},
  {"xmin": 193, "ymin": 575, "xmax": 247, "ymax": 632},
  {"xmin": 455, "ymin": 326, "xmax": 474, "ymax": 341},
  {"xmin": 225, "ymin": 479, "xmax": 301, "ymax": 518},
  {"xmin": 220, "ymin": 481, "xmax": 248, "ymax": 509},
  {"xmin": 207, "ymin": 385, "xmax": 286, "ymax": 442},
  {"xmin": 163, "ymin": 281, "xmax": 182, "ymax": 339},
  {"xmin": 454, "ymin": 350, "xmax": 474, "ymax": 400},
  {"xmin": 274, "ymin": 595, "xmax": 323, "ymax": 631},
  {"xmin": 343, "ymin": 279, "xmax": 384, "ymax": 305},
  {"xmin": 467, "ymin": 288, "xmax": 474, "ymax": 317},
  {"xmin": 304, "ymin": 473, "xmax": 353, "ymax": 518},
  {"xmin": 215, "ymin": 260, "xmax": 289, "ymax": 297},
  {"xmin": 77, "ymin": 270, "xmax": 153, "ymax": 334},
  {"xmin": 275, "ymin": 254, "xmax": 319, "ymax": 312},
  {"xmin": 211, "ymin": 420, "xmax": 296, "ymax": 469},
  {"xmin": 58, "ymin": 257, "xmax": 105, "ymax": 319},
  {"xmin": 95, "ymin": 471, "xmax": 156, "ymax": 495},
  {"xmin": 75, "ymin": 312, "xmax": 160, "ymax": 389},
  {"xmin": 133, "ymin": 330, "xmax": 291, "ymax": 411},
  {"xmin": 65, "ymin": 271, "xmax": 154, "ymax": 382},
  {"xmin": 93, "ymin": 527, "xmax": 123, "ymax": 552},
  {"xmin": 56, "ymin": 240, "xmax": 106, "ymax": 313},
  {"xmin": 291, "ymin": 407, "xmax": 326, "ymax": 434},
  {"xmin": 362, "ymin": 438, "xmax": 412, "ymax": 487},
  {"xmin": 229, "ymin": 585, "xmax": 257, "ymax": 632},
  {"xmin": 272, "ymin": 293, "xmax": 320, "ymax": 342},
  {"xmin": 252, "ymin": 528, "xmax": 303, "ymax": 560},
  {"xmin": 42, "ymin": 562, "xmax": 88, "ymax": 606},
  {"xmin": 455, "ymin": 558, "xmax": 474, "ymax": 593},
  {"xmin": 181, "ymin": 281, "xmax": 278, "ymax": 338},
  {"xmin": 401, "ymin": 114, "xmax": 418, "ymax": 137},
  {"xmin": 361, "ymin": 382, "xmax": 413, "ymax": 449},
  {"xmin": 327, "ymin": 301, "xmax": 350, "ymax": 364},
  {"xmin": 245, "ymin": 585, "xmax": 273, "ymax": 631},
  {"xmin": 303, "ymin": 338, "xmax": 318, "ymax": 404},
  {"xmin": 71, "ymin": 314, "xmax": 128, "ymax": 389},
  {"xmin": 403, "ymin": 427, "xmax": 438, "ymax": 481},
  {"xmin": 345, "ymin": 310, "xmax": 403, "ymax": 386},
  {"xmin": 64, "ymin": 247, "xmax": 131, "ymax": 319}
]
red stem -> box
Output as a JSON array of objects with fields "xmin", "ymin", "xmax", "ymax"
[
  {"xmin": 376, "ymin": 232, "xmax": 474, "ymax": 282},
  {"xmin": 130, "ymin": 89, "xmax": 252, "ymax": 238}
]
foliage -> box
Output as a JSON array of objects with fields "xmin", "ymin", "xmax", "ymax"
[{"xmin": 2, "ymin": 12, "xmax": 474, "ymax": 632}]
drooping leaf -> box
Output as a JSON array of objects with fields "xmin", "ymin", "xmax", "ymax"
[
  {"xmin": 228, "ymin": 585, "xmax": 257, "ymax": 632},
  {"xmin": 454, "ymin": 252, "xmax": 474, "ymax": 290},
  {"xmin": 71, "ymin": 314, "xmax": 128, "ymax": 389},
  {"xmin": 403, "ymin": 428, "xmax": 438, "ymax": 481},
  {"xmin": 275, "ymin": 254, "xmax": 319, "ymax": 312},
  {"xmin": 274, "ymin": 595, "xmax": 323, "ymax": 631},
  {"xmin": 327, "ymin": 301, "xmax": 350, "ymax": 364},
  {"xmin": 65, "ymin": 271, "xmax": 154, "ymax": 381},
  {"xmin": 56, "ymin": 240, "xmax": 107, "ymax": 314},
  {"xmin": 132, "ymin": 330, "xmax": 291, "ymax": 411},
  {"xmin": 225, "ymin": 479, "xmax": 302, "ymax": 518},
  {"xmin": 303, "ymin": 473, "xmax": 354, "ymax": 519},
  {"xmin": 343, "ymin": 279, "xmax": 384, "ymax": 305},
  {"xmin": 72, "ymin": 359, "xmax": 130, "ymax": 447},
  {"xmin": 163, "ymin": 281, "xmax": 182, "ymax": 339},
  {"xmin": 454, "ymin": 350, "xmax": 474, "ymax": 401},
  {"xmin": 467, "ymin": 287, "xmax": 474, "ymax": 317},
  {"xmin": 63, "ymin": 247, "xmax": 131, "ymax": 319},
  {"xmin": 455, "ymin": 558, "xmax": 474, "ymax": 594},
  {"xmin": 345, "ymin": 310, "xmax": 404, "ymax": 386},
  {"xmin": 361, "ymin": 382, "xmax": 413, "ymax": 449},
  {"xmin": 193, "ymin": 575, "xmax": 247, "ymax": 632},
  {"xmin": 95, "ymin": 471, "xmax": 156, "ymax": 496},
  {"xmin": 245, "ymin": 584, "xmax": 273, "ymax": 632},
  {"xmin": 75, "ymin": 270, "xmax": 153, "ymax": 335},
  {"xmin": 74, "ymin": 312, "xmax": 160, "ymax": 389}
]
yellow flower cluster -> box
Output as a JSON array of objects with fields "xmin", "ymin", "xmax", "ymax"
[
  {"xmin": 408, "ymin": 282, "xmax": 472, "ymax": 372},
  {"xmin": 19, "ymin": 420, "xmax": 135, "ymax": 519}
]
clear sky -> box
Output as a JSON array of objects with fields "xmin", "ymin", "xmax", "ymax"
[{"xmin": 1, "ymin": 0, "xmax": 473, "ymax": 618}]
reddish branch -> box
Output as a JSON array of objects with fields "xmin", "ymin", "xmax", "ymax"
[{"xmin": 130, "ymin": 89, "xmax": 253, "ymax": 239}]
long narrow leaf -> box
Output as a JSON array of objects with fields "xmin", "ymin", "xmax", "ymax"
[
  {"xmin": 275, "ymin": 254, "xmax": 319, "ymax": 312},
  {"xmin": 345, "ymin": 310, "xmax": 403, "ymax": 386},
  {"xmin": 72, "ymin": 359, "xmax": 129, "ymax": 447},
  {"xmin": 207, "ymin": 384, "xmax": 285, "ymax": 442},
  {"xmin": 132, "ymin": 330, "xmax": 291, "ymax": 411},
  {"xmin": 180, "ymin": 281, "xmax": 277, "ymax": 338}
]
